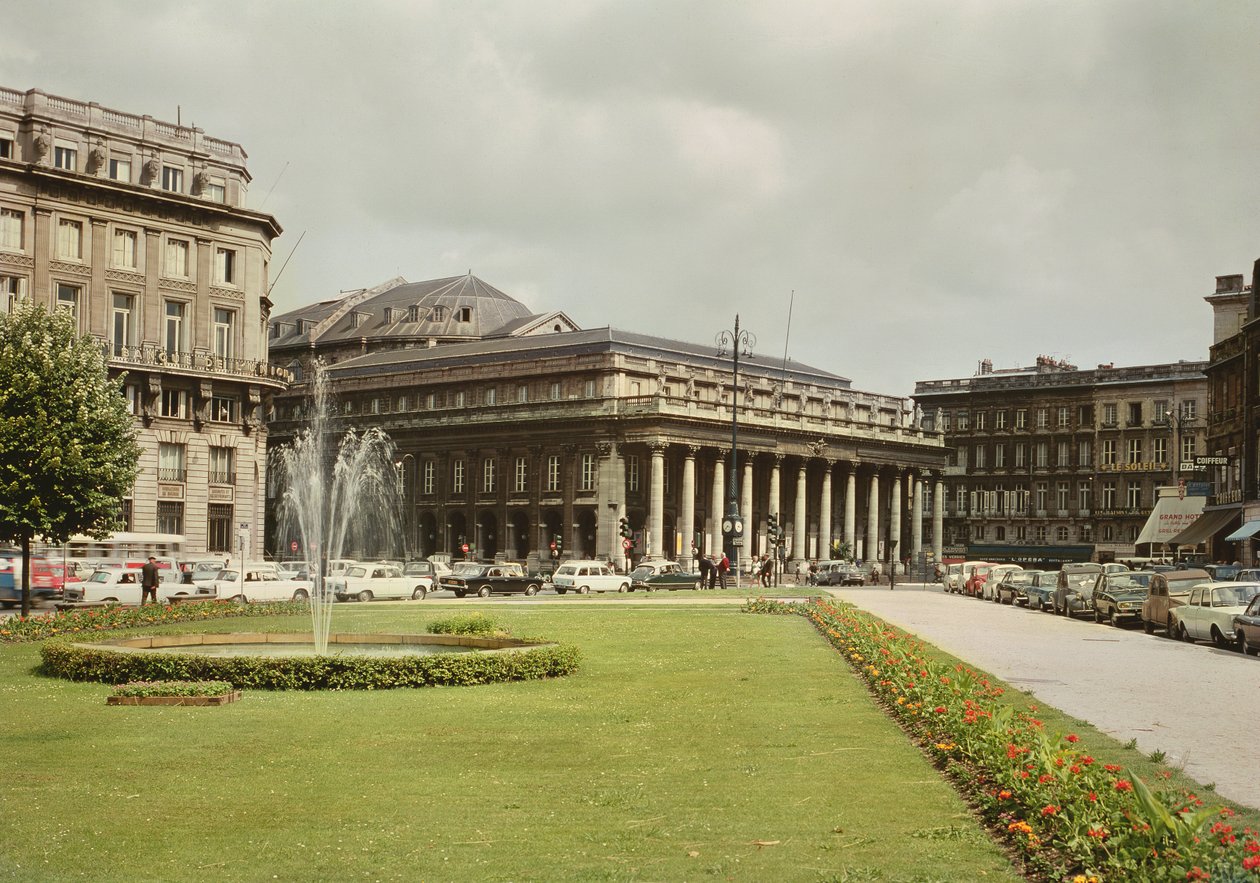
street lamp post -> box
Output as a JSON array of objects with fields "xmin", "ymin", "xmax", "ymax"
[{"xmin": 716, "ymin": 315, "xmax": 756, "ymax": 585}]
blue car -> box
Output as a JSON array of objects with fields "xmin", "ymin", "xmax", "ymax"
[{"xmin": 1023, "ymin": 571, "xmax": 1057, "ymax": 612}]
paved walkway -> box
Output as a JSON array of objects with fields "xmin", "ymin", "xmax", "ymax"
[{"xmin": 830, "ymin": 584, "xmax": 1260, "ymax": 811}]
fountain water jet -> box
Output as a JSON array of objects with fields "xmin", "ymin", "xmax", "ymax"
[{"xmin": 271, "ymin": 365, "xmax": 403, "ymax": 654}]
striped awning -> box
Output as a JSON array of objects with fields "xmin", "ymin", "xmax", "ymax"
[{"xmin": 1168, "ymin": 509, "xmax": 1238, "ymax": 546}]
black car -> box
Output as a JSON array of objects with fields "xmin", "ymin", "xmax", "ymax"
[
  {"xmin": 438, "ymin": 563, "xmax": 541, "ymax": 598},
  {"xmin": 1090, "ymin": 571, "xmax": 1152, "ymax": 627},
  {"xmin": 994, "ymin": 570, "xmax": 1045, "ymax": 606}
]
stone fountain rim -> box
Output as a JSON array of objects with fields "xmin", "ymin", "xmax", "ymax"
[{"xmin": 68, "ymin": 632, "xmax": 551, "ymax": 654}]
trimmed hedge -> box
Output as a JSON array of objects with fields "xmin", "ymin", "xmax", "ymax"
[
  {"xmin": 41, "ymin": 639, "xmax": 581, "ymax": 690},
  {"xmin": 111, "ymin": 680, "xmax": 235, "ymax": 698},
  {"xmin": 0, "ymin": 600, "xmax": 306, "ymax": 643}
]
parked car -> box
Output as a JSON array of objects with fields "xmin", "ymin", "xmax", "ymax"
[
  {"xmin": 1090, "ymin": 571, "xmax": 1153, "ymax": 627},
  {"xmin": 980, "ymin": 564, "xmax": 1023, "ymax": 600},
  {"xmin": 1023, "ymin": 571, "xmax": 1058, "ymax": 611},
  {"xmin": 63, "ymin": 568, "xmax": 185, "ymax": 604},
  {"xmin": 330, "ymin": 563, "xmax": 432, "ymax": 601},
  {"xmin": 400, "ymin": 559, "xmax": 451, "ymax": 594},
  {"xmin": 1051, "ymin": 563, "xmax": 1105, "ymax": 617},
  {"xmin": 943, "ymin": 563, "xmax": 965, "ymax": 593},
  {"xmin": 1233, "ymin": 594, "xmax": 1260, "ymax": 656},
  {"xmin": 994, "ymin": 569, "xmax": 1044, "ymax": 605},
  {"xmin": 201, "ymin": 568, "xmax": 313, "ymax": 603},
  {"xmin": 963, "ymin": 563, "xmax": 998, "ymax": 597},
  {"xmin": 1233, "ymin": 568, "xmax": 1260, "ymax": 583},
  {"xmin": 951, "ymin": 561, "xmax": 990, "ymax": 595},
  {"xmin": 1141, "ymin": 569, "xmax": 1211, "ymax": 635},
  {"xmin": 552, "ymin": 560, "xmax": 631, "ymax": 594},
  {"xmin": 183, "ymin": 558, "xmax": 230, "ymax": 587},
  {"xmin": 1168, "ymin": 582, "xmax": 1260, "ymax": 648},
  {"xmin": 1102, "ymin": 562, "xmax": 1129, "ymax": 574},
  {"xmin": 1204, "ymin": 564, "xmax": 1241, "ymax": 582},
  {"xmin": 815, "ymin": 561, "xmax": 865, "ymax": 586},
  {"xmin": 438, "ymin": 562, "xmax": 541, "ymax": 597},
  {"xmin": 629, "ymin": 560, "xmax": 704, "ymax": 591}
]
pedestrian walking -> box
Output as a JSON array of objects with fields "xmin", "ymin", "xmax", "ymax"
[
  {"xmin": 717, "ymin": 553, "xmax": 729, "ymax": 589},
  {"xmin": 759, "ymin": 554, "xmax": 773, "ymax": 588},
  {"xmin": 140, "ymin": 555, "xmax": 160, "ymax": 605}
]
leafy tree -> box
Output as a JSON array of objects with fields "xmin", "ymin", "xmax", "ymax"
[
  {"xmin": 0, "ymin": 301, "xmax": 140, "ymax": 616},
  {"xmin": 830, "ymin": 540, "xmax": 853, "ymax": 562}
]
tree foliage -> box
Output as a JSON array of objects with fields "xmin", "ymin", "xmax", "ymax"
[{"xmin": 0, "ymin": 301, "xmax": 141, "ymax": 613}]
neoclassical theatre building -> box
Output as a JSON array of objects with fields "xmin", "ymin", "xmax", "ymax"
[{"xmin": 267, "ymin": 275, "xmax": 947, "ymax": 570}]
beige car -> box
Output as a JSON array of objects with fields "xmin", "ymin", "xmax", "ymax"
[{"xmin": 1141, "ymin": 569, "xmax": 1210, "ymax": 635}]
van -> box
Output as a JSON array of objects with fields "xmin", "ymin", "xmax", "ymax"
[{"xmin": 552, "ymin": 560, "xmax": 630, "ymax": 594}]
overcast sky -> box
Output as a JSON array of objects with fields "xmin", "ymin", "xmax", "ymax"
[{"xmin": 5, "ymin": 1, "xmax": 1259, "ymax": 396}]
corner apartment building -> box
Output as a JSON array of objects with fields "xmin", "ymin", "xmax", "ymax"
[
  {"xmin": 913, "ymin": 356, "xmax": 1207, "ymax": 564},
  {"xmin": 0, "ymin": 86, "xmax": 286, "ymax": 557}
]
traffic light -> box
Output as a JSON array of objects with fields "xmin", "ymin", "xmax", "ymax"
[
  {"xmin": 767, "ymin": 513, "xmax": 779, "ymax": 545},
  {"xmin": 619, "ymin": 517, "xmax": 633, "ymax": 540}
]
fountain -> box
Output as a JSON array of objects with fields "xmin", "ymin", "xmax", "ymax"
[{"xmin": 271, "ymin": 364, "xmax": 403, "ymax": 654}]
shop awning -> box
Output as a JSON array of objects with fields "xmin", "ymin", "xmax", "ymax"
[
  {"xmin": 1224, "ymin": 520, "xmax": 1260, "ymax": 542},
  {"xmin": 1134, "ymin": 494, "xmax": 1207, "ymax": 546},
  {"xmin": 1168, "ymin": 509, "xmax": 1238, "ymax": 546}
]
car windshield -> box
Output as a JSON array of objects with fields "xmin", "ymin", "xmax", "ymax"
[
  {"xmin": 1106, "ymin": 573, "xmax": 1152, "ymax": 590},
  {"xmin": 555, "ymin": 566, "xmax": 577, "ymax": 575},
  {"xmin": 1068, "ymin": 574, "xmax": 1095, "ymax": 589},
  {"xmin": 88, "ymin": 570, "xmax": 111, "ymax": 583},
  {"xmin": 403, "ymin": 563, "xmax": 429, "ymax": 574},
  {"xmin": 451, "ymin": 562, "xmax": 482, "ymax": 576},
  {"xmin": 193, "ymin": 562, "xmax": 221, "ymax": 575},
  {"xmin": 1214, "ymin": 585, "xmax": 1260, "ymax": 606},
  {"xmin": 630, "ymin": 566, "xmax": 653, "ymax": 579},
  {"xmin": 345, "ymin": 566, "xmax": 368, "ymax": 578}
]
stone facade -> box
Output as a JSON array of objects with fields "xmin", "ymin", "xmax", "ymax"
[
  {"xmin": 913, "ymin": 357, "xmax": 1207, "ymax": 564},
  {"xmin": 0, "ymin": 86, "xmax": 286, "ymax": 557},
  {"xmin": 268, "ymin": 279, "xmax": 949, "ymax": 571}
]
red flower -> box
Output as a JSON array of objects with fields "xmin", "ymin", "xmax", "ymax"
[
  {"xmin": 1115, "ymin": 780, "xmax": 1133, "ymax": 792},
  {"xmin": 1242, "ymin": 855, "xmax": 1260, "ymax": 871},
  {"xmin": 1041, "ymin": 804, "xmax": 1058, "ymax": 816},
  {"xmin": 934, "ymin": 706, "xmax": 946, "ymax": 714},
  {"xmin": 1065, "ymin": 734, "xmax": 1079, "ymax": 743}
]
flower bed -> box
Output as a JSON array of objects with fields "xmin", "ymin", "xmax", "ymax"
[
  {"xmin": 0, "ymin": 600, "xmax": 307, "ymax": 643},
  {"xmin": 746, "ymin": 598, "xmax": 1260, "ymax": 882},
  {"xmin": 107, "ymin": 680, "xmax": 240, "ymax": 706}
]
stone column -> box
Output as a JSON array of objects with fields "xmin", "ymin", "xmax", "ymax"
[
  {"xmin": 681, "ymin": 446, "xmax": 697, "ymax": 569},
  {"xmin": 890, "ymin": 470, "xmax": 902, "ymax": 567},
  {"xmin": 768, "ymin": 454, "xmax": 782, "ymax": 521},
  {"xmin": 933, "ymin": 476, "xmax": 945, "ymax": 562},
  {"xmin": 710, "ymin": 452, "xmax": 725, "ymax": 557},
  {"xmin": 819, "ymin": 460, "xmax": 833, "ymax": 559},
  {"xmin": 794, "ymin": 462, "xmax": 808, "ymax": 562},
  {"xmin": 867, "ymin": 471, "xmax": 880, "ymax": 562},
  {"xmin": 649, "ymin": 441, "xmax": 666, "ymax": 558},
  {"xmin": 912, "ymin": 474, "xmax": 924, "ymax": 561},
  {"xmin": 741, "ymin": 456, "xmax": 754, "ymax": 568},
  {"xmin": 844, "ymin": 464, "xmax": 857, "ymax": 553}
]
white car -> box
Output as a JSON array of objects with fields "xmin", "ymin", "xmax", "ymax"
[
  {"xmin": 200, "ymin": 568, "xmax": 313, "ymax": 603},
  {"xmin": 552, "ymin": 560, "xmax": 630, "ymax": 594},
  {"xmin": 64, "ymin": 568, "xmax": 184, "ymax": 604},
  {"xmin": 1169, "ymin": 582, "xmax": 1260, "ymax": 649},
  {"xmin": 981, "ymin": 564, "xmax": 1024, "ymax": 600},
  {"xmin": 330, "ymin": 563, "xmax": 431, "ymax": 602}
]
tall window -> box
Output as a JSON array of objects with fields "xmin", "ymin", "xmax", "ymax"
[
  {"xmin": 974, "ymin": 445, "xmax": 986, "ymax": 468},
  {"xmin": 111, "ymin": 294, "xmax": 134, "ymax": 355},
  {"xmin": 1057, "ymin": 407, "xmax": 1069, "ymax": 427},
  {"xmin": 160, "ymin": 388, "xmax": 187, "ymax": 419},
  {"xmin": 1056, "ymin": 441, "xmax": 1069, "ymax": 467},
  {"xmin": 209, "ymin": 395, "xmax": 239, "ymax": 423},
  {"xmin": 109, "ymin": 157, "xmax": 131, "ymax": 182},
  {"xmin": 54, "ymin": 144, "xmax": 77, "ymax": 170},
  {"xmin": 0, "ymin": 208, "xmax": 23, "ymax": 250},
  {"xmin": 627, "ymin": 455, "xmax": 640, "ymax": 492},
  {"xmin": 484, "ymin": 387, "xmax": 497, "ymax": 406},
  {"xmin": 156, "ymin": 501, "xmax": 183, "ymax": 535},
  {"xmin": 1014, "ymin": 443, "xmax": 1026, "ymax": 468},
  {"xmin": 514, "ymin": 457, "xmax": 528, "ymax": 493},
  {"xmin": 1015, "ymin": 409, "xmax": 1027, "ymax": 429},
  {"xmin": 1154, "ymin": 401, "xmax": 1169, "ymax": 423},
  {"xmin": 1035, "ymin": 482, "xmax": 1048, "ymax": 512},
  {"xmin": 975, "ymin": 412, "xmax": 987, "ymax": 430},
  {"xmin": 1102, "ymin": 403, "xmax": 1117, "ymax": 426},
  {"xmin": 215, "ymin": 248, "xmax": 237, "ymax": 285},
  {"xmin": 1078, "ymin": 439, "xmax": 1092, "ymax": 467},
  {"xmin": 207, "ymin": 504, "xmax": 233, "ymax": 552},
  {"xmin": 205, "ymin": 179, "xmax": 225, "ymax": 202},
  {"xmin": 213, "ymin": 308, "xmax": 235, "ymax": 358},
  {"xmin": 1181, "ymin": 400, "xmax": 1197, "ymax": 420},
  {"xmin": 995, "ymin": 410, "xmax": 1007, "ymax": 430},
  {"xmin": 516, "ymin": 384, "xmax": 528, "ymax": 403},
  {"xmin": 1127, "ymin": 483, "xmax": 1142, "ymax": 508},
  {"xmin": 1, "ymin": 275, "xmax": 26, "ymax": 312},
  {"xmin": 209, "ymin": 446, "xmax": 235, "ymax": 484},
  {"xmin": 1181, "ymin": 435, "xmax": 1197, "ymax": 463},
  {"xmin": 482, "ymin": 457, "xmax": 496, "ymax": 494},
  {"xmin": 546, "ymin": 455, "xmax": 561, "ymax": 493},
  {"xmin": 1057, "ymin": 482, "xmax": 1069, "ymax": 511},
  {"xmin": 112, "ymin": 229, "xmax": 137, "ymax": 268},
  {"xmin": 1101, "ymin": 439, "xmax": 1116, "ymax": 466},
  {"xmin": 550, "ymin": 381, "xmax": 561, "ymax": 401},
  {"xmin": 1102, "ymin": 481, "xmax": 1117, "ymax": 508},
  {"xmin": 1127, "ymin": 438, "xmax": 1142, "ymax": 464},
  {"xmin": 165, "ymin": 239, "xmax": 189, "ymax": 277},
  {"xmin": 161, "ymin": 166, "xmax": 183, "ymax": 192},
  {"xmin": 452, "ymin": 459, "xmax": 465, "ymax": 494},
  {"xmin": 56, "ymin": 219, "xmax": 82, "ymax": 259},
  {"xmin": 0, "ymin": 134, "xmax": 11, "ymax": 159},
  {"xmin": 1035, "ymin": 442, "xmax": 1048, "ymax": 467},
  {"xmin": 1078, "ymin": 482, "xmax": 1092, "ymax": 511},
  {"xmin": 1128, "ymin": 402, "xmax": 1143, "ymax": 426},
  {"xmin": 994, "ymin": 444, "xmax": 1005, "ymax": 468},
  {"xmin": 55, "ymin": 283, "xmax": 80, "ymax": 321},
  {"xmin": 422, "ymin": 460, "xmax": 435, "ymax": 495},
  {"xmin": 164, "ymin": 301, "xmax": 186, "ymax": 354},
  {"xmin": 1036, "ymin": 409, "xmax": 1048, "ymax": 429},
  {"xmin": 158, "ymin": 442, "xmax": 186, "ymax": 482},
  {"xmin": 1153, "ymin": 437, "xmax": 1168, "ymax": 465}
]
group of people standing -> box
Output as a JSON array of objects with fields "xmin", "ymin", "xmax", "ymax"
[{"xmin": 694, "ymin": 553, "xmax": 777, "ymax": 588}]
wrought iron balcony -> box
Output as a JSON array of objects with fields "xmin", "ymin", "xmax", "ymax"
[{"xmin": 100, "ymin": 340, "xmax": 293, "ymax": 386}]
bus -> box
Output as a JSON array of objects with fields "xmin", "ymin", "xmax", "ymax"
[{"xmin": 34, "ymin": 532, "xmax": 186, "ymax": 563}]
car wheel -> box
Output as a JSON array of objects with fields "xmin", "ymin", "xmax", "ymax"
[
  {"xmin": 357, "ymin": 590, "xmax": 373, "ymax": 603},
  {"xmin": 1179, "ymin": 623, "xmax": 1193, "ymax": 644},
  {"xmin": 103, "ymin": 597, "xmax": 119, "ymax": 602},
  {"xmin": 476, "ymin": 585, "xmax": 492, "ymax": 598},
  {"xmin": 412, "ymin": 586, "xmax": 427, "ymax": 600},
  {"xmin": 578, "ymin": 586, "xmax": 590, "ymax": 595},
  {"xmin": 992, "ymin": 591, "xmax": 1000, "ymax": 604},
  {"xmin": 454, "ymin": 589, "xmax": 466, "ymax": 598},
  {"xmin": 523, "ymin": 584, "xmax": 538, "ymax": 596},
  {"xmin": 1110, "ymin": 610, "xmax": 1122, "ymax": 628},
  {"xmin": 1209, "ymin": 626, "xmax": 1232, "ymax": 650},
  {"xmin": 1143, "ymin": 617, "xmax": 1155, "ymax": 635},
  {"xmin": 231, "ymin": 594, "xmax": 247, "ymax": 605},
  {"xmin": 1243, "ymin": 632, "xmax": 1259, "ymax": 656},
  {"xmin": 618, "ymin": 583, "xmax": 628, "ymax": 593},
  {"xmin": 293, "ymin": 588, "xmax": 309, "ymax": 602},
  {"xmin": 694, "ymin": 579, "xmax": 703, "ymax": 590},
  {"xmin": 555, "ymin": 588, "xmax": 567, "ymax": 595}
]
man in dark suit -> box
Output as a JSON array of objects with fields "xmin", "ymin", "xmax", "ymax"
[{"xmin": 140, "ymin": 556, "xmax": 160, "ymax": 605}]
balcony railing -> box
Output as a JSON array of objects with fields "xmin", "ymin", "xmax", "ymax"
[
  {"xmin": 208, "ymin": 470, "xmax": 236, "ymax": 485},
  {"xmin": 157, "ymin": 467, "xmax": 186, "ymax": 482},
  {"xmin": 101, "ymin": 340, "xmax": 293, "ymax": 385}
]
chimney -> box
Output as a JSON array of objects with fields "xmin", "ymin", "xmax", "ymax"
[{"xmin": 1218, "ymin": 274, "xmax": 1245, "ymax": 294}]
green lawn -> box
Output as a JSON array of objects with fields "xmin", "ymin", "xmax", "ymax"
[{"xmin": 1, "ymin": 604, "xmax": 1020, "ymax": 882}]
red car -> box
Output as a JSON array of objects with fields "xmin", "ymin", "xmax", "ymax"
[{"xmin": 963, "ymin": 564, "xmax": 997, "ymax": 598}]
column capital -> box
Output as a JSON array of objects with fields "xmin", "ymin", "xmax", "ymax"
[
  {"xmin": 772, "ymin": 452, "xmax": 785, "ymax": 465},
  {"xmin": 596, "ymin": 441, "xmax": 612, "ymax": 457},
  {"xmin": 648, "ymin": 440, "xmax": 668, "ymax": 455},
  {"xmin": 684, "ymin": 444, "xmax": 700, "ymax": 458}
]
